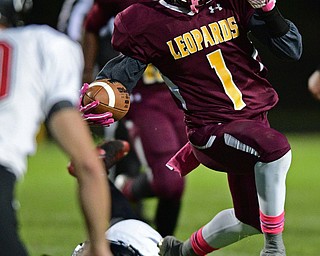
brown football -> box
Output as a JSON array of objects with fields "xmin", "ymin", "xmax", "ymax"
[{"xmin": 82, "ymin": 79, "xmax": 130, "ymax": 121}]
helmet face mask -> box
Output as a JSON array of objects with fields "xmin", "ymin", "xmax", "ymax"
[
  {"xmin": 0, "ymin": 0, "xmax": 33, "ymax": 26},
  {"xmin": 71, "ymin": 240, "xmax": 142, "ymax": 256},
  {"xmin": 110, "ymin": 240, "xmax": 142, "ymax": 256},
  {"xmin": 165, "ymin": 0, "xmax": 213, "ymax": 13}
]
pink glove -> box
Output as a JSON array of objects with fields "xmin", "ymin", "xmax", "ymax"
[
  {"xmin": 190, "ymin": 0, "xmax": 199, "ymax": 14},
  {"xmin": 261, "ymin": 0, "xmax": 275, "ymax": 12},
  {"xmin": 247, "ymin": 0, "xmax": 276, "ymax": 12},
  {"xmin": 78, "ymin": 83, "xmax": 115, "ymax": 126}
]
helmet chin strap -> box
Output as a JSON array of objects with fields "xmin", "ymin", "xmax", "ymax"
[{"xmin": 190, "ymin": 0, "xmax": 199, "ymax": 13}]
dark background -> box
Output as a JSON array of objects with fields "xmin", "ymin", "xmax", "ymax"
[{"xmin": 27, "ymin": 0, "xmax": 320, "ymax": 132}]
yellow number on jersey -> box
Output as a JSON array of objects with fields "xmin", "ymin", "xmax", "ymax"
[
  {"xmin": 207, "ymin": 49, "xmax": 246, "ymax": 110},
  {"xmin": 142, "ymin": 64, "xmax": 164, "ymax": 85}
]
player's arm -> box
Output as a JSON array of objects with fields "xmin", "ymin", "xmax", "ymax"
[
  {"xmin": 82, "ymin": 2, "xmax": 112, "ymax": 82},
  {"xmin": 308, "ymin": 65, "xmax": 320, "ymax": 101},
  {"xmin": 46, "ymin": 103, "xmax": 112, "ymax": 256},
  {"xmin": 248, "ymin": 0, "xmax": 302, "ymax": 61},
  {"xmin": 82, "ymin": 30, "xmax": 100, "ymax": 82},
  {"xmin": 78, "ymin": 54, "xmax": 146, "ymax": 126},
  {"xmin": 96, "ymin": 54, "xmax": 147, "ymax": 92}
]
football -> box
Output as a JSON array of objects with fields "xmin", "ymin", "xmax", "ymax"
[{"xmin": 82, "ymin": 79, "xmax": 130, "ymax": 121}]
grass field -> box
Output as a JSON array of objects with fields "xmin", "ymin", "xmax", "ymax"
[{"xmin": 16, "ymin": 133, "xmax": 320, "ymax": 255}]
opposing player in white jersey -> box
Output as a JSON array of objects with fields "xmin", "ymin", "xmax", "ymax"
[{"xmin": 0, "ymin": 0, "xmax": 112, "ymax": 255}]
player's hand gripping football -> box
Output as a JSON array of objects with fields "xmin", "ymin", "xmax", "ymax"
[
  {"xmin": 78, "ymin": 83, "xmax": 115, "ymax": 126},
  {"xmin": 247, "ymin": 0, "xmax": 275, "ymax": 12}
]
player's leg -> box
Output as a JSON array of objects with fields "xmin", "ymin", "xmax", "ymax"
[
  {"xmin": 113, "ymin": 120, "xmax": 141, "ymax": 179},
  {"xmin": 108, "ymin": 179, "xmax": 142, "ymax": 226},
  {"xmin": 193, "ymin": 174, "xmax": 261, "ymax": 253},
  {"xmin": 103, "ymin": 120, "xmax": 145, "ymax": 219},
  {"xmin": 190, "ymin": 119, "xmax": 290, "ymax": 255},
  {"xmin": 148, "ymin": 95, "xmax": 187, "ymax": 236},
  {"xmin": 119, "ymin": 138, "xmax": 185, "ymax": 236},
  {"xmin": 254, "ymin": 151, "xmax": 291, "ymax": 256},
  {"xmin": 117, "ymin": 165, "xmax": 183, "ymax": 236},
  {"xmin": 159, "ymin": 118, "xmax": 291, "ymax": 255},
  {"xmin": 117, "ymin": 104, "xmax": 186, "ymax": 236},
  {"xmin": 160, "ymin": 209, "xmax": 261, "ymax": 256},
  {"xmin": 145, "ymin": 122, "xmax": 184, "ymax": 237},
  {"xmin": 0, "ymin": 166, "xmax": 28, "ymax": 256},
  {"xmin": 159, "ymin": 174, "xmax": 261, "ymax": 256},
  {"xmin": 104, "ymin": 121, "xmax": 141, "ymax": 181},
  {"xmin": 220, "ymin": 120, "xmax": 291, "ymax": 255}
]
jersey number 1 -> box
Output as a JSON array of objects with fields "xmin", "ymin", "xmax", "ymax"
[{"xmin": 206, "ymin": 49, "xmax": 246, "ymax": 110}]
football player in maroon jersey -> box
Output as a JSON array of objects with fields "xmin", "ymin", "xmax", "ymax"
[{"xmin": 79, "ymin": 0, "xmax": 302, "ymax": 255}]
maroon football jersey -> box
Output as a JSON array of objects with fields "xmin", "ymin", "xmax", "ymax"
[{"xmin": 112, "ymin": 0, "xmax": 279, "ymax": 127}]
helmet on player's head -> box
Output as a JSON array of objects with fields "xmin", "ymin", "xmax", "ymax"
[
  {"xmin": 71, "ymin": 240, "xmax": 142, "ymax": 256},
  {"xmin": 110, "ymin": 240, "xmax": 142, "ymax": 255},
  {"xmin": 0, "ymin": 0, "xmax": 33, "ymax": 26},
  {"xmin": 165, "ymin": 0, "xmax": 213, "ymax": 13}
]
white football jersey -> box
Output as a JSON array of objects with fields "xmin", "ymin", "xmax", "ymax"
[
  {"xmin": 106, "ymin": 219, "xmax": 162, "ymax": 255},
  {"xmin": 0, "ymin": 25, "xmax": 84, "ymax": 179}
]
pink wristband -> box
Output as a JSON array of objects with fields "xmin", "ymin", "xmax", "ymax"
[{"xmin": 261, "ymin": 0, "xmax": 275, "ymax": 12}]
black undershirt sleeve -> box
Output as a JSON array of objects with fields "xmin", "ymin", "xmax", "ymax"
[
  {"xmin": 253, "ymin": 7, "xmax": 290, "ymax": 37},
  {"xmin": 96, "ymin": 54, "xmax": 147, "ymax": 93},
  {"xmin": 46, "ymin": 100, "xmax": 74, "ymax": 124},
  {"xmin": 249, "ymin": 7, "xmax": 302, "ymax": 61}
]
